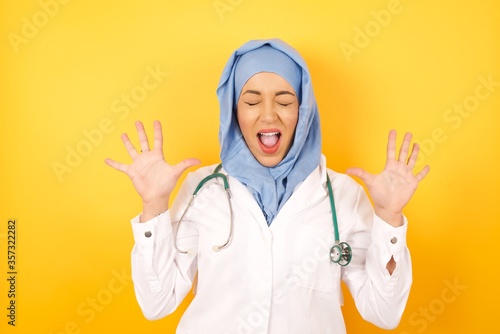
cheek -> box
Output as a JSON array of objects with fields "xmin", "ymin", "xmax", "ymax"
[
  {"xmin": 236, "ymin": 109, "xmax": 252, "ymax": 137},
  {"xmin": 286, "ymin": 111, "xmax": 299, "ymax": 132},
  {"xmin": 236, "ymin": 102, "xmax": 259, "ymax": 124}
]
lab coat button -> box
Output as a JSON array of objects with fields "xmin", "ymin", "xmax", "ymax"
[
  {"xmin": 145, "ymin": 231, "xmax": 152, "ymax": 238},
  {"xmin": 390, "ymin": 237, "xmax": 397, "ymax": 244}
]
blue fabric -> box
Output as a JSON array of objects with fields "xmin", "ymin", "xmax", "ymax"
[
  {"xmin": 234, "ymin": 45, "xmax": 302, "ymax": 107},
  {"xmin": 216, "ymin": 39, "xmax": 322, "ymax": 225}
]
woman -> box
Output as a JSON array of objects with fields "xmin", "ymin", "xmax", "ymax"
[{"xmin": 105, "ymin": 39, "xmax": 429, "ymax": 333}]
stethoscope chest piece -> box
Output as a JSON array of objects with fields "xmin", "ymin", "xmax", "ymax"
[
  {"xmin": 175, "ymin": 166, "xmax": 353, "ymax": 267},
  {"xmin": 330, "ymin": 242, "xmax": 352, "ymax": 266},
  {"xmin": 326, "ymin": 174, "xmax": 352, "ymax": 267}
]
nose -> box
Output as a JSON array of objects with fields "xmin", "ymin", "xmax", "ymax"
[{"xmin": 259, "ymin": 100, "xmax": 277, "ymax": 123}]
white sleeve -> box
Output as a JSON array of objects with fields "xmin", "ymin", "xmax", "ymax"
[
  {"xmin": 130, "ymin": 184, "xmax": 198, "ymax": 320},
  {"xmin": 342, "ymin": 186, "xmax": 412, "ymax": 329}
]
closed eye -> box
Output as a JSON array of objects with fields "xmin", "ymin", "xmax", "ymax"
[{"xmin": 245, "ymin": 102, "xmax": 260, "ymax": 106}]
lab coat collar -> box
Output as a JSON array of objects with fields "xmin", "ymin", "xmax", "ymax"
[
  {"xmin": 221, "ymin": 155, "xmax": 328, "ymax": 233},
  {"xmin": 270, "ymin": 155, "xmax": 328, "ymax": 231}
]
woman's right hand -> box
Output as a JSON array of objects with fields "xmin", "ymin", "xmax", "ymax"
[{"xmin": 105, "ymin": 120, "xmax": 200, "ymax": 222}]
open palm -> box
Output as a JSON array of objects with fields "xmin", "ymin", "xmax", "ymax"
[
  {"xmin": 346, "ymin": 130, "xmax": 430, "ymax": 226},
  {"xmin": 105, "ymin": 121, "xmax": 200, "ymax": 211}
]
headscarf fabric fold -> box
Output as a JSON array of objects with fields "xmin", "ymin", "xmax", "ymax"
[{"xmin": 216, "ymin": 39, "xmax": 321, "ymax": 225}]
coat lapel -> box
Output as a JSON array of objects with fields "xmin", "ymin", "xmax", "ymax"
[{"xmin": 270, "ymin": 155, "xmax": 328, "ymax": 232}]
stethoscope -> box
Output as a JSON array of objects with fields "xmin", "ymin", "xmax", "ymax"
[{"xmin": 174, "ymin": 164, "xmax": 352, "ymax": 266}]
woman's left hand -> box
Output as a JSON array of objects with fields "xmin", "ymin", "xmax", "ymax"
[{"xmin": 346, "ymin": 130, "xmax": 430, "ymax": 227}]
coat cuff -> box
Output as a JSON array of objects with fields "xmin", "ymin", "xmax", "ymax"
[
  {"xmin": 130, "ymin": 211, "xmax": 171, "ymax": 293},
  {"xmin": 131, "ymin": 211, "xmax": 171, "ymax": 246},
  {"xmin": 371, "ymin": 214, "xmax": 408, "ymax": 261}
]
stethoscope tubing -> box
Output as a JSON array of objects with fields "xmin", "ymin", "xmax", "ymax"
[
  {"xmin": 174, "ymin": 165, "xmax": 352, "ymax": 266},
  {"xmin": 174, "ymin": 165, "xmax": 234, "ymax": 254}
]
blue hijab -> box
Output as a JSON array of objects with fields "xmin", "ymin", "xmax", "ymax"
[{"xmin": 216, "ymin": 39, "xmax": 321, "ymax": 225}]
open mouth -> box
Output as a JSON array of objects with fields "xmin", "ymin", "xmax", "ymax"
[{"xmin": 257, "ymin": 131, "xmax": 281, "ymax": 154}]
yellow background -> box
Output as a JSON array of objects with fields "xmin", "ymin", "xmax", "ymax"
[{"xmin": 1, "ymin": 0, "xmax": 499, "ymax": 333}]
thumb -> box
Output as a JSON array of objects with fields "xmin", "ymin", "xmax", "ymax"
[
  {"xmin": 175, "ymin": 158, "xmax": 201, "ymax": 174},
  {"xmin": 346, "ymin": 167, "xmax": 371, "ymax": 184}
]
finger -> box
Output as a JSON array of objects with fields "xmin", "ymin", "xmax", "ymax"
[
  {"xmin": 386, "ymin": 129, "xmax": 397, "ymax": 163},
  {"xmin": 121, "ymin": 133, "xmax": 139, "ymax": 160},
  {"xmin": 104, "ymin": 158, "xmax": 129, "ymax": 174},
  {"xmin": 153, "ymin": 120, "xmax": 163, "ymax": 152},
  {"xmin": 174, "ymin": 158, "xmax": 201, "ymax": 174},
  {"xmin": 135, "ymin": 121, "xmax": 150, "ymax": 152},
  {"xmin": 415, "ymin": 165, "xmax": 430, "ymax": 182},
  {"xmin": 407, "ymin": 143, "xmax": 420, "ymax": 170},
  {"xmin": 346, "ymin": 167, "xmax": 372, "ymax": 186},
  {"xmin": 398, "ymin": 132, "xmax": 413, "ymax": 163}
]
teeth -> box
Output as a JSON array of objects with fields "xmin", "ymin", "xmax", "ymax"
[
  {"xmin": 259, "ymin": 132, "xmax": 280, "ymax": 136},
  {"xmin": 258, "ymin": 132, "xmax": 280, "ymax": 148}
]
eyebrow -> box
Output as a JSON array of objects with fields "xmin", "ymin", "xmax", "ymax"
[
  {"xmin": 242, "ymin": 90, "xmax": 296, "ymax": 97},
  {"xmin": 275, "ymin": 91, "xmax": 296, "ymax": 97}
]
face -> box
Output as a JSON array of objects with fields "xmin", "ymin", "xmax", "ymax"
[{"xmin": 236, "ymin": 72, "xmax": 299, "ymax": 167}]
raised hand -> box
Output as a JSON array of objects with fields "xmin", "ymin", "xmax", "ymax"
[
  {"xmin": 105, "ymin": 120, "xmax": 200, "ymax": 222},
  {"xmin": 346, "ymin": 130, "xmax": 430, "ymax": 227}
]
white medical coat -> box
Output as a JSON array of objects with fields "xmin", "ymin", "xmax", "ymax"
[{"xmin": 130, "ymin": 155, "xmax": 412, "ymax": 333}]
